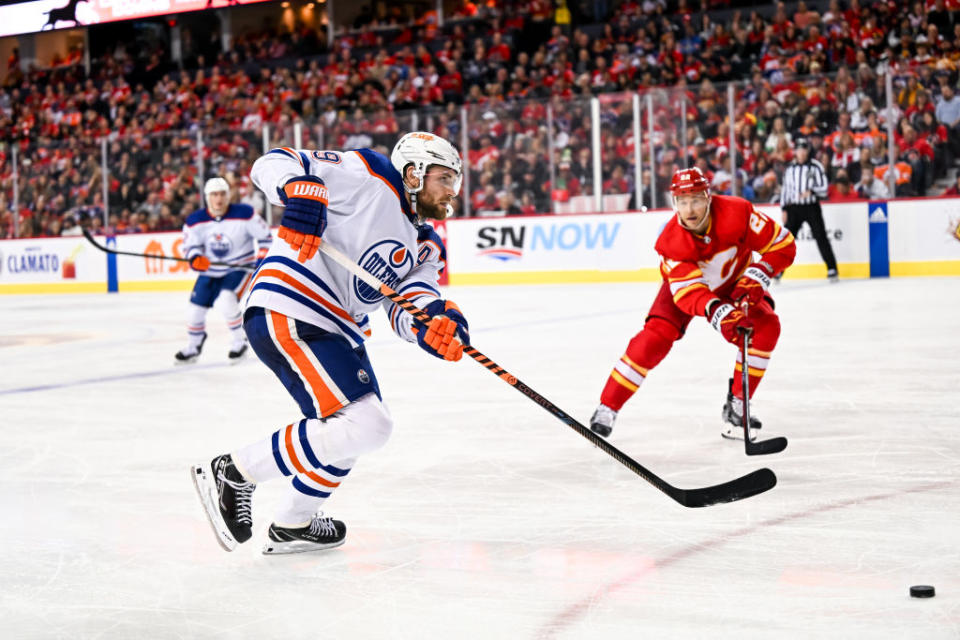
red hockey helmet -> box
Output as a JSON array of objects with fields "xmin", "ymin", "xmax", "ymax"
[{"xmin": 669, "ymin": 167, "xmax": 710, "ymax": 196}]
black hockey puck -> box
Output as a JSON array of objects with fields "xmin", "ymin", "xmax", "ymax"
[{"xmin": 909, "ymin": 585, "xmax": 935, "ymax": 598}]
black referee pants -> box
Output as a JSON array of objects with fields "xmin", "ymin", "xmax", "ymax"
[{"xmin": 783, "ymin": 203, "xmax": 838, "ymax": 274}]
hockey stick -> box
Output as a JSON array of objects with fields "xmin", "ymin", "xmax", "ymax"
[
  {"xmin": 737, "ymin": 303, "xmax": 788, "ymax": 456},
  {"xmin": 319, "ymin": 240, "xmax": 776, "ymax": 507},
  {"xmin": 82, "ymin": 228, "xmax": 256, "ymax": 271}
]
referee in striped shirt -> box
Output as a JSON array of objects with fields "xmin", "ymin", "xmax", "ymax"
[{"xmin": 780, "ymin": 139, "xmax": 838, "ymax": 281}]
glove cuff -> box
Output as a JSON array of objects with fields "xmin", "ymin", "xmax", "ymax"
[
  {"xmin": 709, "ymin": 302, "xmax": 735, "ymax": 333},
  {"xmin": 282, "ymin": 176, "xmax": 328, "ymax": 204},
  {"xmin": 743, "ymin": 264, "xmax": 772, "ymax": 290}
]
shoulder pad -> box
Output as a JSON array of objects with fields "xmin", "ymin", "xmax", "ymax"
[
  {"xmin": 185, "ymin": 209, "xmax": 212, "ymax": 226},
  {"xmin": 224, "ymin": 203, "xmax": 255, "ymax": 220},
  {"xmin": 417, "ymin": 224, "xmax": 447, "ymax": 264},
  {"xmin": 654, "ymin": 217, "xmax": 698, "ymax": 262}
]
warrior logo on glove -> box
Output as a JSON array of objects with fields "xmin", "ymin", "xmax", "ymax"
[{"xmin": 277, "ymin": 175, "xmax": 329, "ymax": 263}]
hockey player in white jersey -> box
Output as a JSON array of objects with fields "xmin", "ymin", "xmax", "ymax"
[
  {"xmin": 191, "ymin": 134, "xmax": 470, "ymax": 554},
  {"xmin": 175, "ymin": 177, "xmax": 273, "ymax": 364}
]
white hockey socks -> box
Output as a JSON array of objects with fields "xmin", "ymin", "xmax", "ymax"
[
  {"xmin": 273, "ymin": 456, "xmax": 357, "ymax": 526},
  {"xmin": 217, "ymin": 293, "xmax": 246, "ymax": 350},
  {"xmin": 185, "ymin": 303, "xmax": 208, "ymax": 351},
  {"xmin": 232, "ymin": 394, "xmax": 392, "ymax": 484}
]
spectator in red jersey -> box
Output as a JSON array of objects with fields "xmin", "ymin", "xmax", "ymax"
[
  {"xmin": 519, "ymin": 190, "xmax": 538, "ymax": 215},
  {"xmin": 899, "ymin": 123, "xmax": 935, "ymax": 195},
  {"xmin": 827, "ymin": 170, "xmax": 862, "ymax": 201},
  {"xmin": 603, "ymin": 164, "xmax": 630, "ymax": 194},
  {"xmin": 554, "ymin": 160, "xmax": 582, "ymax": 198}
]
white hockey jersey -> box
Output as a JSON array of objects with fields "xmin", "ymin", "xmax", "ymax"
[
  {"xmin": 246, "ymin": 147, "xmax": 447, "ymax": 348},
  {"xmin": 182, "ymin": 203, "xmax": 273, "ymax": 277}
]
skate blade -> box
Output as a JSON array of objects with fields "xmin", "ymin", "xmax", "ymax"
[
  {"xmin": 174, "ymin": 356, "xmax": 200, "ymax": 366},
  {"xmin": 227, "ymin": 351, "xmax": 248, "ymax": 365},
  {"xmin": 190, "ymin": 465, "xmax": 238, "ymax": 552},
  {"xmin": 262, "ymin": 538, "xmax": 345, "ymax": 555}
]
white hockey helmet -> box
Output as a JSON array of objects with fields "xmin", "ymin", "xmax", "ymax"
[
  {"xmin": 203, "ymin": 177, "xmax": 230, "ymax": 204},
  {"xmin": 391, "ymin": 131, "xmax": 463, "ymax": 195}
]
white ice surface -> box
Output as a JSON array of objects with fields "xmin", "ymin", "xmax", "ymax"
[{"xmin": 1, "ymin": 277, "xmax": 958, "ymax": 639}]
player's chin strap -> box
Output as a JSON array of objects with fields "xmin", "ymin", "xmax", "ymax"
[{"xmin": 403, "ymin": 165, "xmax": 427, "ymax": 223}]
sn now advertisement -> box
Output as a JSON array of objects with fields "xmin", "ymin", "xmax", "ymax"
[{"xmin": 445, "ymin": 212, "xmax": 672, "ymax": 284}]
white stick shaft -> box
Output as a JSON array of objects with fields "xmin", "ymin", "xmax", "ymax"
[{"xmin": 318, "ymin": 241, "xmax": 384, "ymax": 290}]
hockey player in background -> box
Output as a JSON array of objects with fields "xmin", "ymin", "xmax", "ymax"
[
  {"xmin": 174, "ymin": 177, "xmax": 273, "ymax": 364},
  {"xmin": 589, "ymin": 167, "xmax": 796, "ymax": 442},
  {"xmin": 191, "ymin": 133, "xmax": 469, "ymax": 554}
]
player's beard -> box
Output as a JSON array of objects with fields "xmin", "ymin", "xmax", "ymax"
[{"xmin": 416, "ymin": 195, "xmax": 453, "ymax": 220}]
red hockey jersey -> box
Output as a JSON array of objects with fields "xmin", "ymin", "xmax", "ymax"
[{"xmin": 655, "ymin": 195, "xmax": 796, "ymax": 317}]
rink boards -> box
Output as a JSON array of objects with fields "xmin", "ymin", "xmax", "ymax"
[{"xmin": 2, "ymin": 199, "xmax": 959, "ymax": 294}]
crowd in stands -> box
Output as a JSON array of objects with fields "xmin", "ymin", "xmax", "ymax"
[{"xmin": 4, "ymin": 0, "xmax": 960, "ymax": 239}]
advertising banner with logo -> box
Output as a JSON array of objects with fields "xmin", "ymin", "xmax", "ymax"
[
  {"xmin": 755, "ymin": 203, "xmax": 870, "ymax": 279},
  {"xmin": 446, "ymin": 204, "xmax": 872, "ymax": 286},
  {"xmin": 887, "ymin": 198, "xmax": 960, "ymax": 276},
  {"xmin": 0, "ymin": 0, "xmax": 277, "ymax": 38},
  {"xmin": 0, "ymin": 235, "xmax": 106, "ymax": 293},
  {"xmin": 446, "ymin": 212, "xmax": 670, "ymax": 285},
  {"xmin": 2, "ymin": 200, "xmax": 958, "ymax": 294},
  {"xmin": 112, "ymin": 231, "xmax": 203, "ymax": 289}
]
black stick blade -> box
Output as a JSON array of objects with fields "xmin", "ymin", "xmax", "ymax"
[
  {"xmin": 671, "ymin": 467, "xmax": 777, "ymax": 507},
  {"xmin": 746, "ymin": 436, "xmax": 789, "ymax": 456}
]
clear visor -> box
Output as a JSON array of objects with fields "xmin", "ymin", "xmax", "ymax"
[
  {"xmin": 672, "ymin": 191, "xmax": 710, "ymax": 228},
  {"xmin": 672, "ymin": 190, "xmax": 709, "ymax": 207},
  {"xmin": 425, "ymin": 168, "xmax": 463, "ymax": 194}
]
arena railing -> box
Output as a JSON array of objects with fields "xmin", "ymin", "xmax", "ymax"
[{"xmin": 4, "ymin": 66, "xmax": 919, "ymax": 238}]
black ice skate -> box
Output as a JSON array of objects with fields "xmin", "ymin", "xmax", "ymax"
[
  {"xmin": 174, "ymin": 332, "xmax": 207, "ymax": 365},
  {"xmin": 262, "ymin": 513, "xmax": 346, "ymax": 555},
  {"xmin": 721, "ymin": 377, "xmax": 761, "ymax": 442},
  {"xmin": 191, "ymin": 454, "xmax": 256, "ymax": 552},
  {"xmin": 228, "ymin": 342, "xmax": 248, "ymax": 363},
  {"xmin": 589, "ymin": 404, "xmax": 618, "ymax": 438}
]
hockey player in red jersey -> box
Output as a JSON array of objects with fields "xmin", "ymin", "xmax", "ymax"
[{"xmin": 589, "ymin": 167, "xmax": 796, "ymax": 441}]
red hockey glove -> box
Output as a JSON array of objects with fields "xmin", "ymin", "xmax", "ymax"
[
  {"xmin": 731, "ymin": 263, "xmax": 773, "ymax": 307},
  {"xmin": 707, "ymin": 299, "xmax": 754, "ymax": 348},
  {"xmin": 413, "ymin": 299, "xmax": 470, "ymax": 362},
  {"xmin": 190, "ymin": 255, "xmax": 211, "ymax": 272}
]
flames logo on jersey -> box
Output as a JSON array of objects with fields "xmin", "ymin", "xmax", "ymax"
[
  {"xmin": 354, "ymin": 239, "xmax": 413, "ymax": 303},
  {"xmin": 209, "ymin": 233, "xmax": 232, "ymax": 259}
]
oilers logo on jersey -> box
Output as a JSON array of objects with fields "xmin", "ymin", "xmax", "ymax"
[
  {"xmin": 209, "ymin": 233, "xmax": 233, "ymax": 259},
  {"xmin": 354, "ymin": 239, "xmax": 414, "ymax": 303}
]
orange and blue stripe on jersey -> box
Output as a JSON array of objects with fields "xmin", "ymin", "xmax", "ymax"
[
  {"xmin": 268, "ymin": 147, "xmax": 312, "ymax": 173},
  {"xmin": 417, "ymin": 224, "xmax": 447, "ymax": 270},
  {"xmin": 250, "ymin": 255, "xmax": 372, "ymax": 345},
  {"xmin": 353, "ymin": 148, "xmax": 416, "ymax": 222},
  {"xmin": 388, "ymin": 280, "xmax": 440, "ymax": 333}
]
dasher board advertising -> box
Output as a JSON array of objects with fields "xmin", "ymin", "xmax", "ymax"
[{"xmin": 0, "ymin": 0, "xmax": 277, "ymax": 38}]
